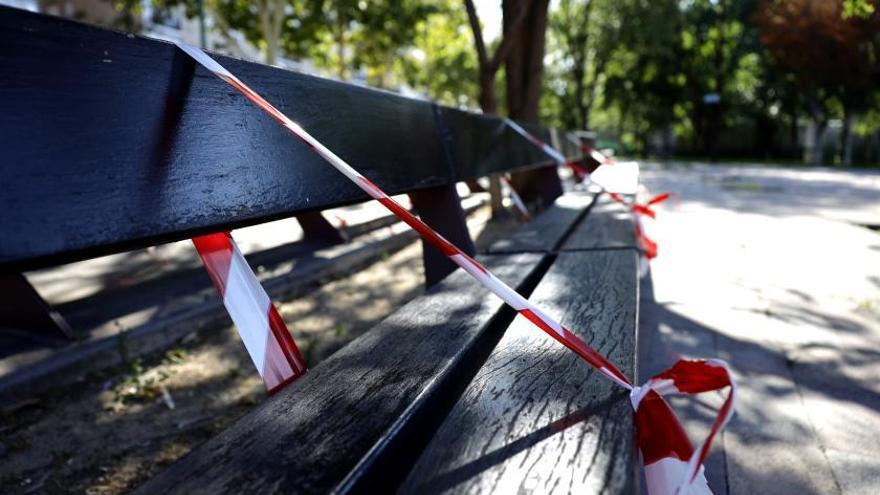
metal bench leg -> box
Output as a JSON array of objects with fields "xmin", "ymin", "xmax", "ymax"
[
  {"xmin": 409, "ymin": 185, "xmax": 476, "ymax": 288},
  {"xmin": 0, "ymin": 273, "xmax": 73, "ymax": 341}
]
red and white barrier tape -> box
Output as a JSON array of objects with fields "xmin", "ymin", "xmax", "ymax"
[
  {"xmin": 176, "ymin": 43, "xmax": 734, "ymax": 493},
  {"xmin": 632, "ymin": 359, "xmax": 736, "ymax": 493},
  {"xmin": 506, "ymin": 121, "xmax": 672, "ymax": 261},
  {"xmin": 503, "ymin": 118, "xmax": 569, "ymax": 165},
  {"xmin": 193, "ymin": 232, "xmax": 307, "ymax": 393},
  {"xmin": 504, "ymin": 119, "xmax": 597, "ymax": 187},
  {"xmin": 607, "ymin": 190, "xmax": 670, "ymax": 260},
  {"xmin": 563, "ymin": 131, "xmax": 615, "ymax": 167},
  {"xmin": 500, "ymin": 175, "xmax": 532, "ymax": 222}
]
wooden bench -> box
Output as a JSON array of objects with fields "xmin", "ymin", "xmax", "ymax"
[
  {"xmin": 1, "ymin": 7, "xmax": 639, "ymax": 493},
  {"xmin": 0, "ymin": 6, "xmax": 585, "ymax": 399},
  {"xmin": 137, "ymin": 191, "xmax": 640, "ymax": 494}
]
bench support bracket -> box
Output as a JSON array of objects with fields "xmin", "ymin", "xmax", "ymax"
[
  {"xmin": 409, "ymin": 185, "xmax": 476, "ymax": 288},
  {"xmin": 296, "ymin": 212, "xmax": 346, "ymax": 244},
  {"xmin": 0, "ymin": 273, "xmax": 73, "ymax": 341},
  {"xmin": 510, "ymin": 164, "xmax": 563, "ymax": 209}
]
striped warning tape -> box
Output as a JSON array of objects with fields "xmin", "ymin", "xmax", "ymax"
[
  {"xmin": 563, "ymin": 131, "xmax": 614, "ymax": 167},
  {"xmin": 632, "ymin": 359, "xmax": 736, "ymax": 493},
  {"xmin": 505, "ymin": 120, "xmax": 672, "ymax": 260},
  {"xmin": 176, "ymin": 43, "xmax": 734, "ymax": 494},
  {"xmin": 192, "ymin": 232, "xmax": 307, "ymax": 393},
  {"xmin": 500, "ymin": 175, "xmax": 532, "ymax": 222}
]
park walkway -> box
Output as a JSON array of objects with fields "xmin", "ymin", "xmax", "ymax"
[{"xmin": 638, "ymin": 162, "xmax": 880, "ymax": 494}]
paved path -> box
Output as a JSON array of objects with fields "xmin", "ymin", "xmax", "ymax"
[{"xmin": 637, "ymin": 162, "xmax": 880, "ymax": 494}]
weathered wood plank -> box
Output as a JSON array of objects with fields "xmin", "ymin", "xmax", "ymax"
[
  {"xmin": 562, "ymin": 193, "xmax": 638, "ymax": 250},
  {"xmin": 435, "ymin": 106, "xmax": 555, "ymax": 180},
  {"xmin": 485, "ymin": 192, "xmax": 597, "ymax": 254},
  {"xmin": 400, "ymin": 250, "xmax": 638, "ymax": 494},
  {"xmin": 0, "ymin": 6, "xmax": 580, "ymax": 271},
  {"xmin": 135, "ymin": 253, "xmax": 546, "ymax": 495}
]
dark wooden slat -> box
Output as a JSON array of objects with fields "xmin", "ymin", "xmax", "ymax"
[
  {"xmin": 562, "ymin": 193, "xmax": 638, "ymax": 250},
  {"xmin": 485, "ymin": 192, "xmax": 596, "ymax": 254},
  {"xmin": 435, "ymin": 106, "xmax": 556, "ymax": 180},
  {"xmin": 400, "ymin": 250, "xmax": 639, "ymax": 494},
  {"xmin": 0, "ymin": 7, "xmax": 580, "ymax": 272},
  {"xmin": 135, "ymin": 253, "xmax": 546, "ymax": 495},
  {"xmin": 0, "ymin": 6, "xmax": 438, "ymax": 270}
]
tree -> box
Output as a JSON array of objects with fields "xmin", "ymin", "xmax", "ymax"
[
  {"xmin": 156, "ymin": 0, "xmax": 325, "ymax": 64},
  {"xmin": 602, "ymin": 0, "xmax": 683, "ymax": 155},
  {"xmin": 502, "ymin": 0, "xmax": 551, "ymax": 122},
  {"xmin": 402, "ymin": 4, "xmax": 479, "ymax": 107},
  {"xmin": 463, "ymin": 0, "xmax": 534, "ymax": 114},
  {"xmin": 548, "ymin": 0, "xmax": 621, "ymax": 130},
  {"xmin": 756, "ymin": 0, "xmax": 880, "ymax": 165},
  {"xmin": 306, "ymin": 0, "xmax": 436, "ymax": 85},
  {"xmin": 462, "ymin": 0, "xmax": 537, "ymax": 211}
]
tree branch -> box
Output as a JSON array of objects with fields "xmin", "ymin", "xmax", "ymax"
[
  {"xmin": 464, "ymin": 0, "xmax": 535, "ymax": 74},
  {"xmin": 464, "ymin": 0, "xmax": 489, "ymax": 68}
]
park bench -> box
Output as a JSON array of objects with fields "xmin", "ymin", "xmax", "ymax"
[{"xmin": 1, "ymin": 6, "xmax": 640, "ymax": 493}]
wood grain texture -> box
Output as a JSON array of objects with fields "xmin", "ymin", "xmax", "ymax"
[
  {"xmin": 485, "ymin": 192, "xmax": 596, "ymax": 254},
  {"xmin": 135, "ymin": 253, "xmax": 545, "ymax": 495},
  {"xmin": 400, "ymin": 251, "xmax": 638, "ymax": 494},
  {"xmin": 562, "ymin": 193, "xmax": 638, "ymax": 250},
  {"xmin": 0, "ymin": 7, "xmax": 581, "ymax": 271},
  {"xmin": 435, "ymin": 106, "xmax": 556, "ymax": 180}
]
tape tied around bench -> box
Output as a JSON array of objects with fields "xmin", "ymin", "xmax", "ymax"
[
  {"xmin": 192, "ymin": 232, "xmax": 307, "ymax": 393},
  {"xmin": 177, "ymin": 43, "xmax": 736, "ymax": 495}
]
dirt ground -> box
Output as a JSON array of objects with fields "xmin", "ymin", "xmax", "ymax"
[{"xmin": 0, "ymin": 206, "xmax": 520, "ymax": 495}]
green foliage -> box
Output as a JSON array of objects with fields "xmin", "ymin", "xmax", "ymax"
[
  {"xmin": 402, "ymin": 6, "xmax": 478, "ymax": 107},
  {"xmin": 543, "ymin": 0, "xmax": 622, "ymax": 130},
  {"xmin": 304, "ymin": 0, "xmax": 437, "ymax": 83},
  {"xmin": 138, "ymin": 0, "xmax": 879, "ymax": 163},
  {"xmin": 843, "ymin": 0, "xmax": 876, "ymax": 18},
  {"xmin": 541, "ymin": 0, "xmax": 879, "ymax": 163}
]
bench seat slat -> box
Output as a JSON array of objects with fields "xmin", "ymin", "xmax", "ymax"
[
  {"xmin": 486, "ymin": 192, "xmax": 596, "ymax": 254},
  {"xmin": 562, "ymin": 193, "xmax": 638, "ymax": 250},
  {"xmin": 400, "ymin": 250, "xmax": 638, "ymax": 494}
]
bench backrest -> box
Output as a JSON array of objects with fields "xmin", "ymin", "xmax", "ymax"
[{"xmin": 0, "ymin": 6, "xmax": 581, "ymax": 273}]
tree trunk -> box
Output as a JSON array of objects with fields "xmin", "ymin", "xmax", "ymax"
[
  {"xmin": 256, "ymin": 0, "xmax": 284, "ymax": 65},
  {"xmin": 478, "ymin": 68, "xmax": 498, "ymax": 115},
  {"xmin": 503, "ymin": 0, "xmax": 559, "ymax": 208},
  {"xmin": 488, "ymin": 176, "xmax": 504, "ymax": 214},
  {"xmin": 807, "ymin": 94, "xmax": 827, "ymax": 166},
  {"xmin": 811, "ymin": 121, "xmax": 827, "ymax": 166},
  {"xmin": 573, "ymin": 57, "xmax": 587, "ymax": 129},
  {"xmin": 466, "ymin": 0, "xmax": 545, "ymax": 215},
  {"xmin": 841, "ymin": 106, "xmax": 855, "ymax": 166},
  {"xmin": 504, "ymin": 0, "xmax": 550, "ymax": 122}
]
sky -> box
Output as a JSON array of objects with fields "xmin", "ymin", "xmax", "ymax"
[
  {"xmin": 0, "ymin": 0, "xmax": 37, "ymax": 11},
  {"xmin": 474, "ymin": 0, "xmax": 503, "ymax": 42}
]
